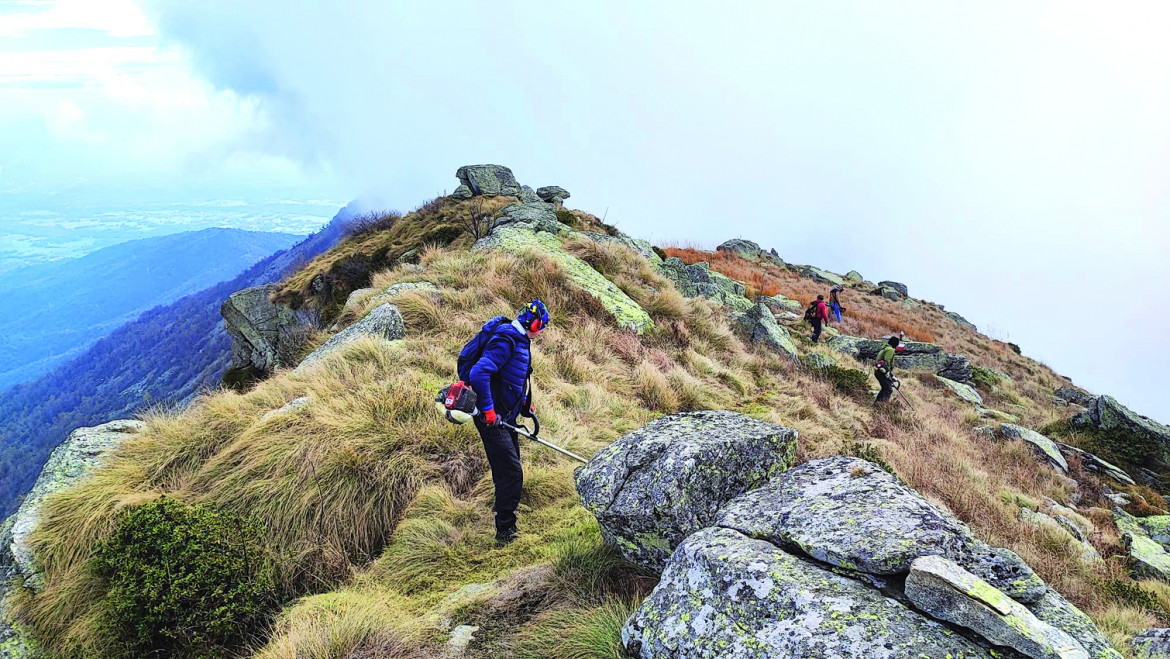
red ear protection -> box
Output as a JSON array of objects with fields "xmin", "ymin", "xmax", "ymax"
[{"xmin": 529, "ymin": 317, "xmax": 544, "ymax": 333}]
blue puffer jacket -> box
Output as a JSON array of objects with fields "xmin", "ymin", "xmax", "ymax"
[{"xmin": 468, "ymin": 319, "xmax": 531, "ymax": 423}]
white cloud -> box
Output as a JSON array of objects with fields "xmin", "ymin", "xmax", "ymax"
[{"xmin": 0, "ymin": 0, "xmax": 155, "ymax": 38}]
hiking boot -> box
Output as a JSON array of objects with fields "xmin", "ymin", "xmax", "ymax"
[{"xmin": 495, "ymin": 524, "xmax": 519, "ymax": 545}]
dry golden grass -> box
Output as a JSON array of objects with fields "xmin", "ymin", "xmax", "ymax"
[{"xmin": 13, "ymin": 218, "xmax": 1156, "ymax": 656}]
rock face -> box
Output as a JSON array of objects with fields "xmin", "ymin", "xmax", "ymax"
[
  {"xmin": 758, "ymin": 293, "xmax": 801, "ymax": 315},
  {"xmin": 938, "ymin": 353, "xmax": 974, "ymax": 383},
  {"xmin": 799, "ymin": 265, "xmax": 845, "ymax": 287},
  {"xmin": 878, "ymin": 280, "xmax": 909, "ymax": 297},
  {"xmin": 936, "ymin": 375, "xmax": 985, "ymax": 406},
  {"xmin": 845, "ymin": 269, "xmax": 865, "ymax": 282},
  {"xmin": 999, "ymin": 424, "xmax": 1069, "ymax": 472},
  {"xmin": 1072, "ymin": 396, "xmax": 1170, "ymax": 470},
  {"xmin": 904, "ymin": 556, "xmax": 1088, "ymax": 659},
  {"xmin": 828, "ymin": 334, "xmax": 940, "ymax": 370},
  {"xmin": 717, "ymin": 456, "xmax": 1046, "ymax": 602},
  {"xmin": 296, "ymin": 303, "xmax": 405, "ymax": 371},
  {"xmin": 0, "ymin": 420, "xmax": 147, "ymax": 592},
  {"xmin": 733, "ymin": 303, "xmax": 797, "ymax": 358},
  {"xmin": 574, "ymin": 411, "xmax": 797, "ymax": 570},
  {"xmin": 873, "ymin": 285, "xmax": 905, "ymax": 301},
  {"xmin": 1031, "ymin": 588, "xmax": 1121, "ymax": 659},
  {"xmin": 1054, "ymin": 387, "xmax": 1096, "ymax": 408},
  {"xmin": 454, "ymin": 164, "xmax": 522, "ymax": 197},
  {"xmin": 715, "ymin": 239, "xmax": 763, "ymax": 261},
  {"xmin": 535, "ymin": 185, "xmax": 569, "ymax": 204},
  {"xmin": 220, "ymin": 284, "xmax": 300, "ymax": 375},
  {"xmin": 1133, "ymin": 629, "xmax": 1170, "ymax": 658},
  {"xmin": 497, "ymin": 202, "xmax": 562, "ymax": 233},
  {"xmin": 623, "ymin": 527, "xmax": 994, "ymax": 659},
  {"xmin": 947, "ymin": 310, "xmax": 978, "ymax": 331},
  {"xmin": 1115, "ymin": 511, "xmax": 1170, "ymax": 582},
  {"xmin": 656, "ymin": 257, "xmax": 751, "ymax": 312}
]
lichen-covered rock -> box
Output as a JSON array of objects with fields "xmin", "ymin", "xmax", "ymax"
[
  {"xmin": 845, "ymin": 269, "xmax": 865, "ymax": 282},
  {"xmin": 656, "ymin": 257, "xmax": 751, "ymax": 312},
  {"xmin": 1019, "ymin": 508, "xmax": 1101, "ymax": 564},
  {"xmin": 937, "ymin": 375, "xmax": 985, "ymax": 407},
  {"xmin": 1055, "ymin": 444, "xmax": 1135, "ymax": 485},
  {"xmin": 716, "ymin": 239, "xmax": 763, "ymax": 261},
  {"xmin": 1133, "ymin": 629, "xmax": 1170, "ymax": 658},
  {"xmin": 475, "ymin": 224, "xmax": 653, "ymax": 333},
  {"xmin": 999, "ymin": 424, "xmax": 1069, "ymax": 472},
  {"xmin": 1055, "ymin": 387, "xmax": 1096, "ymax": 408},
  {"xmin": 873, "ymin": 285, "xmax": 905, "ymax": 301},
  {"xmin": 734, "ymin": 303, "xmax": 797, "ymax": 358},
  {"xmin": 1072, "ymin": 396, "xmax": 1170, "ymax": 471},
  {"xmin": 623, "ymin": 527, "xmax": 995, "ymax": 659},
  {"xmin": 801, "ymin": 353, "xmax": 838, "ymax": 370},
  {"xmin": 904, "ymin": 556, "xmax": 1088, "ymax": 659},
  {"xmin": 296, "ymin": 303, "xmax": 405, "ymax": 371},
  {"xmin": 827, "ymin": 334, "xmax": 944, "ymax": 370},
  {"xmin": 758, "ymin": 294, "xmax": 801, "ymax": 315},
  {"xmin": 451, "ymin": 184, "xmax": 473, "ymax": 200},
  {"xmin": 497, "ymin": 202, "xmax": 566, "ymax": 234},
  {"xmin": 220, "ymin": 284, "xmax": 301, "ymax": 375},
  {"xmin": 879, "ymin": 280, "xmax": 909, "ymax": 297},
  {"xmin": 535, "ymin": 185, "xmax": 570, "ymax": 204},
  {"xmin": 575, "ymin": 411, "xmax": 797, "ymax": 571},
  {"xmin": 455, "ymin": 164, "xmax": 522, "ymax": 197},
  {"xmin": 716, "ymin": 456, "xmax": 1046, "ymax": 603},
  {"xmin": 1030, "ymin": 588, "xmax": 1122, "ymax": 658},
  {"xmin": 1116, "ymin": 511, "xmax": 1170, "ymax": 582},
  {"xmin": 517, "ymin": 185, "xmax": 541, "ymax": 204},
  {"xmin": 0, "ymin": 420, "xmax": 146, "ymax": 592},
  {"xmin": 938, "ymin": 353, "xmax": 974, "ymax": 383},
  {"xmin": 580, "ymin": 231, "xmax": 661, "ymax": 265},
  {"xmin": 799, "ymin": 265, "xmax": 846, "ymax": 287},
  {"xmin": 947, "ymin": 310, "xmax": 978, "ymax": 331}
]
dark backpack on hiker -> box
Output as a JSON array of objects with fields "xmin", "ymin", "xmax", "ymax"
[
  {"xmin": 803, "ymin": 301, "xmax": 819, "ymax": 322},
  {"xmin": 456, "ymin": 316, "xmax": 514, "ymax": 383}
]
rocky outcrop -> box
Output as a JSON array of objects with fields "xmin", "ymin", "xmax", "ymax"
[
  {"xmin": 1133, "ymin": 629, "xmax": 1170, "ymax": 658},
  {"xmin": 947, "ymin": 310, "xmax": 978, "ymax": 331},
  {"xmin": 801, "ymin": 352, "xmax": 838, "ymax": 370},
  {"xmin": 656, "ymin": 257, "xmax": 751, "ymax": 312},
  {"xmin": 1031, "ymin": 588, "xmax": 1120, "ymax": 658},
  {"xmin": 845, "ymin": 269, "xmax": 865, "ymax": 282},
  {"xmin": 536, "ymin": 185, "xmax": 569, "ymax": 204},
  {"xmin": 1072, "ymin": 396, "xmax": 1170, "ymax": 470},
  {"xmin": 733, "ymin": 303, "xmax": 797, "ymax": 358},
  {"xmin": 623, "ymin": 527, "xmax": 994, "ymax": 659},
  {"xmin": 938, "ymin": 353, "xmax": 974, "ymax": 383},
  {"xmin": 904, "ymin": 556, "xmax": 1087, "ymax": 658},
  {"xmin": 998, "ymin": 424, "xmax": 1069, "ymax": 472},
  {"xmin": 454, "ymin": 164, "xmax": 522, "ymax": 197},
  {"xmin": 574, "ymin": 411, "xmax": 797, "ymax": 570},
  {"xmin": 937, "ymin": 375, "xmax": 985, "ymax": 406},
  {"xmin": 1055, "ymin": 387, "xmax": 1096, "ymax": 408},
  {"xmin": 715, "ymin": 239, "xmax": 763, "ymax": 261},
  {"xmin": 799, "ymin": 265, "xmax": 845, "ymax": 286},
  {"xmin": 879, "ymin": 280, "xmax": 909, "ymax": 297},
  {"xmin": 579, "ymin": 232, "xmax": 661, "ymax": 265},
  {"xmin": 517, "ymin": 185, "xmax": 541, "ymax": 204},
  {"xmin": 828, "ymin": 334, "xmax": 941, "ymax": 369},
  {"xmin": 0, "ymin": 420, "xmax": 147, "ymax": 594},
  {"xmin": 497, "ymin": 202, "xmax": 563, "ymax": 234},
  {"xmin": 220, "ymin": 284, "xmax": 302, "ymax": 375},
  {"xmin": 717, "ymin": 456, "xmax": 1045, "ymax": 602},
  {"xmin": 295, "ymin": 303, "xmax": 405, "ymax": 371},
  {"xmin": 758, "ymin": 293, "xmax": 801, "ymax": 315},
  {"xmin": 873, "ymin": 285, "xmax": 905, "ymax": 301}
]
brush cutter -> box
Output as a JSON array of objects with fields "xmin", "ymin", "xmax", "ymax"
[
  {"xmin": 891, "ymin": 377, "xmax": 916, "ymax": 410},
  {"xmin": 502, "ymin": 415, "xmax": 588, "ymax": 464}
]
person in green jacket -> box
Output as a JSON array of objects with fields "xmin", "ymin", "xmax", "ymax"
[{"xmin": 874, "ymin": 336, "xmax": 899, "ymax": 404}]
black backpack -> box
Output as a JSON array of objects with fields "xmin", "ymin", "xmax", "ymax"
[{"xmin": 803, "ymin": 301, "xmax": 818, "ymax": 322}]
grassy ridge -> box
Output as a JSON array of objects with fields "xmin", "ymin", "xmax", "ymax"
[{"xmin": 12, "ymin": 204, "xmax": 1170, "ymax": 656}]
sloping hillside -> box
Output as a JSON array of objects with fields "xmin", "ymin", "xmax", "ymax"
[
  {"xmin": 0, "ymin": 228, "xmax": 306, "ymax": 392},
  {"xmin": 5, "ymin": 169, "xmax": 1170, "ymax": 658}
]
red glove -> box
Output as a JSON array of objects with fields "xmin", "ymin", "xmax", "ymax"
[{"xmin": 482, "ymin": 408, "xmax": 499, "ymax": 425}]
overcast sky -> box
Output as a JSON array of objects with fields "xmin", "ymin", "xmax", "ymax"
[{"xmin": 2, "ymin": 1, "xmax": 1168, "ymax": 422}]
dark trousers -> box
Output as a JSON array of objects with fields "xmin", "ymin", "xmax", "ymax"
[
  {"xmin": 810, "ymin": 318, "xmax": 823, "ymax": 343},
  {"xmin": 474, "ymin": 418, "xmax": 523, "ymax": 531},
  {"xmin": 875, "ymin": 369, "xmax": 894, "ymax": 403}
]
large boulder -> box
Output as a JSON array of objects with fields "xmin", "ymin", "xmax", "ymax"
[
  {"xmin": 904, "ymin": 556, "xmax": 1088, "ymax": 659},
  {"xmin": 936, "ymin": 376, "xmax": 985, "ymax": 407},
  {"xmin": 1054, "ymin": 387, "xmax": 1096, "ymax": 408},
  {"xmin": 998, "ymin": 424, "xmax": 1069, "ymax": 472},
  {"xmin": 517, "ymin": 185, "xmax": 541, "ymax": 204},
  {"xmin": 716, "ymin": 456, "xmax": 1046, "ymax": 602},
  {"xmin": 295, "ymin": 303, "xmax": 405, "ymax": 371},
  {"xmin": 497, "ymin": 202, "xmax": 565, "ymax": 234},
  {"xmin": 758, "ymin": 293, "xmax": 801, "ymax": 315},
  {"xmin": 575, "ymin": 411, "xmax": 797, "ymax": 570},
  {"xmin": 220, "ymin": 284, "xmax": 301, "ymax": 375},
  {"xmin": 1133, "ymin": 629, "xmax": 1170, "ymax": 658},
  {"xmin": 947, "ymin": 310, "xmax": 978, "ymax": 331},
  {"xmin": 1115, "ymin": 511, "xmax": 1170, "ymax": 582},
  {"xmin": 656, "ymin": 257, "xmax": 751, "ymax": 312},
  {"xmin": 715, "ymin": 239, "xmax": 763, "ymax": 261},
  {"xmin": 938, "ymin": 353, "xmax": 974, "ymax": 383},
  {"xmin": 535, "ymin": 185, "xmax": 570, "ymax": 204},
  {"xmin": 827, "ymin": 334, "xmax": 957, "ymax": 373},
  {"xmin": 734, "ymin": 303, "xmax": 797, "ymax": 358},
  {"xmin": 1072, "ymin": 396, "xmax": 1170, "ymax": 471},
  {"xmin": 878, "ymin": 280, "xmax": 909, "ymax": 297},
  {"xmin": 454, "ymin": 164, "xmax": 522, "ymax": 197},
  {"xmin": 0, "ymin": 420, "xmax": 147, "ymax": 592},
  {"xmin": 845, "ymin": 269, "xmax": 865, "ymax": 282},
  {"xmin": 623, "ymin": 527, "xmax": 995, "ymax": 659},
  {"xmin": 1030, "ymin": 588, "xmax": 1122, "ymax": 659},
  {"xmin": 872, "ymin": 285, "xmax": 905, "ymax": 301},
  {"xmin": 800, "ymin": 265, "xmax": 845, "ymax": 287}
]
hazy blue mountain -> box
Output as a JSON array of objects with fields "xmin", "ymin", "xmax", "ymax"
[
  {"xmin": 0, "ymin": 228, "xmax": 306, "ymax": 391},
  {"xmin": 0, "ymin": 205, "xmax": 360, "ymax": 517}
]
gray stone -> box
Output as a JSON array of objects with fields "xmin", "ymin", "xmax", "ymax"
[
  {"xmin": 873, "ymin": 285, "xmax": 904, "ymax": 301},
  {"xmin": 716, "ymin": 456, "xmax": 1047, "ymax": 603},
  {"xmin": 1138, "ymin": 516, "xmax": 1170, "ymax": 550},
  {"xmin": 260, "ymin": 396, "xmax": 311, "ymax": 423},
  {"xmin": 296, "ymin": 303, "xmax": 405, "ymax": 371},
  {"xmin": 445, "ymin": 625, "xmax": 479, "ymax": 656},
  {"xmin": 936, "ymin": 375, "xmax": 985, "ymax": 407},
  {"xmin": 947, "ymin": 310, "xmax": 979, "ymax": 331},
  {"xmin": 938, "ymin": 354, "xmax": 974, "ymax": 384},
  {"xmin": 801, "ymin": 353, "xmax": 838, "ymax": 370},
  {"xmin": 451, "ymin": 184, "xmax": 473, "ymax": 200},
  {"xmin": 220, "ymin": 284, "xmax": 302, "ymax": 375},
  {"xmin": 1115, "ymin": 511, "xmax": 1170, "ymax": 582},
  {"xmin": 623, "ymin": 527, "xmax": 995, "ymax": 659},
  {"xmin": 715, "ymin": 239, "xmax": 763, "ymax": 261},
  {"xmin": 656, "ymin": 257, "xmax": 751, "ymax": 312},
  {"xmin": 370, "ymin": 281, "xmax": 441, "ymax": 307},
  {"xmin": 1073, "ymin": 396, "xmax": 1170, "ymax": 471},
  {"xmin": 845, "ymin": 269, "xmax": 865, "ymax": 282},
  {"xmin": 999, "ymin": 424, "xmax": 1069, "ymax": 472},
  {"xmin": 580, "ymin": 231, "xmax": 661, "ymax": 264},
  {"xmin": 879, "ymin": 280, "xmax": 909, "ymax": 297},
  {"xmin": 1055, "ymin": 387, "xmax": 1096, "ymax": 408},
  {"xmin": 455, "ymin": 164, "xmax": 522, "ymax": 197},
  {"xmin": 800, "ymin": 265, "xmax": 846, "ymax": 287},
  {"xmin": 734, "ymin": 303, "xmax": 797, "ymax": 358},
  {"xmin": 904, "ymin": 555, "xmax": 1088, "ymax": 659},
  {"xmin": 758, "ymin": 294, "xmax": 802, "ymax": 315},
  {"xmin": 764, "ymin": 248, "xmax": 786, "ymax": 267},
  {"xmin": 902, "ymin": 298, "xmax": 922, "ymax": 310},
  {"xmin": 1, "ymin": 420, "xmax": 146, "ymax": 592},
  {"xmin": 1133, "ymin": 628, "xmax": 1170, "ymax": 658},
  {"xmin": 497, "ymin": 202, "xmax": 565, "ymax": 234},
  {"xmin": 575, "ymin": 410, "xmax": 797, "ymax": 571},
  {"xmin": 1030, "ymin": 588, "xmax": 1122, "ymax": 659},
  {"xmin": 517, "ymin": 185, "xmax": 541, "ymax": 204},
  {"xmin": 535, "ymin": 185, "xmax": 570, "ymax": 204}
]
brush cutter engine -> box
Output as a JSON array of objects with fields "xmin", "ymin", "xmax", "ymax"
[{"xmin": 435, "ymin": 381, "xmax": 478, "ymax": 424}]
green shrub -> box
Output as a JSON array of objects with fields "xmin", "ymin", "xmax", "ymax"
[
  {"xmin": 823, "ymin": 365, "xmax": 871, "ymax": 398},
  {"xmin": 93, "ymin": 497, "xmax": 279, "ymax": 658},
  {"xmin": 1100, "ymin": 579, "xmax": 1170, "ymax": 614},
  {"xmin": 556, "ymin": 209, "xmax": 578, "ymax": 227},
  {"xmin": 970, "ymin": 366, "xmax": 1003, "ymax": 391}
]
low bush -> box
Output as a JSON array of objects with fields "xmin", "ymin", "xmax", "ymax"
[
  {"xmin": 971, "ymin": 366, "xmax": 1004, "ymax": 391},
  {"xmin": 556, "ymin": 209, "xmax": 578, "ymax": 227},
  {"xmin": 1100, "ymin": 579, "xmax": 1170, "ymax": 615},
  {"xmin": 822, "ymin": 365, "xmax": 871, "ymax": 398},
  {"xmin": 92, "ymin": 497, "xmax": 279, "ymax": 658}
]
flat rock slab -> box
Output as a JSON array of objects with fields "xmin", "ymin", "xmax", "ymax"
[
  {"xmin": 1056, "ymin": 443, "xmax": 1133, "ymax": 485},
  {"xmin": 735, "ymin": 303, "xmax": 797, "ymax": 358},
  {"xmin": 936, "ymin": 375, "xmax": 984, "ymax": 406},
  {"xmin": 575, "ymin": 410, "xmax": 796, "ymax": 571},
  {"xmin": 905, "ymin": 555, "xmax": 1087, "ymax": 659},
  {"xmin": 296, "ymin": 303, "xmax": 405, "ymax": 371},
  {"xmin": 716, "ymin": 456, "xmax": 1046, "ymax": 603},
  {"xmin": 455, "ymin": 164, "xmax": 522, "ymax": 197},
  {"xmin": 1116, "ymin": 511, "xmax": 1170, "ymax": 582},
  {"xmin": 1029, "ymin": 587, "xmax": 1122, "ymax": 659},
  {"xmin": 999, "ymin": 424, "xmax": 1069, "ymax": 472},
  {"xmin": 623, "ymin": 527, "xmax": 995, "ymax": 659}
]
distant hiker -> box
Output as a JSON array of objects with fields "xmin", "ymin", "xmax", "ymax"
[
  {"xmin": 461, "ymin": 299, "xmax": 549, "ymax": 545},
  {"xmin": 806, "ymin": 295, "xmax": 830, "ymax": 343},
  {"xmin": 829, "ymin": 285, "xmax": 845, "ymax": 323},
  {"xmin": 874, "ymin": 336, "xmax": 899, "ymax": 404}
]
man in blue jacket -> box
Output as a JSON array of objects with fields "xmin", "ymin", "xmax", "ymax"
[{"xmin": 468, "ymin": 299, "xmax": 548, "ymax": 544}]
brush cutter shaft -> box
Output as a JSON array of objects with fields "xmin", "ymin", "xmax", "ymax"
[{"xmin": 501, "ymin": 418, "xmax": 588, "ymax": 464}]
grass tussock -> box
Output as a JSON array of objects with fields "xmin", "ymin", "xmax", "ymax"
[{"xmin": 12, "ymin": 209, "xmax": 1157, "ymax": 656}]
